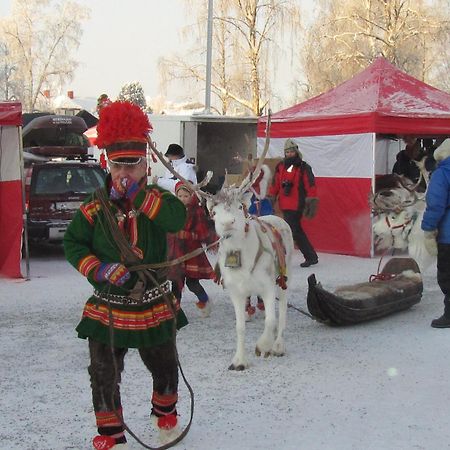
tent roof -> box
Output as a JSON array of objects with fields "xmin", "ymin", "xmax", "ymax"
[
  {"xmin": 0, "ymin": 102, "xmax": 22, "ymax": 126},
  {"xmin": 259, "ymin": 57, "xmax": 450, "ymax": 137}
]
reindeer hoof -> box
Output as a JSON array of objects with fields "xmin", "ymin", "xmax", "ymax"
[
  {"xmin": 264, "ymin": 352, "xmax": 271, "ymax": 358},
  {"xmin": 228, "ymin": 363, "xmax": 246, "ymax": 371},
  {"xmin": 255, "ymin": 347, "xmax": 261, "ymax": 357}
]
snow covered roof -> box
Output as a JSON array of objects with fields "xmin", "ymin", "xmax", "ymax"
[
  {"xmin": 52, "ymin": 95, "xmax": 83, "ymax": 111},
  {"xmin": 259, "ymin": 57, "xmax": 450, "ymax": 137}
]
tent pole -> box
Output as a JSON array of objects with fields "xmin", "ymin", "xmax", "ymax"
[
  {"xmin": 18, "ymin": 125, "xmax": 30, "ymax": 280},
  {"xmin": 370, "ymin": 132, "xmax": 376, "ymax": 258}
]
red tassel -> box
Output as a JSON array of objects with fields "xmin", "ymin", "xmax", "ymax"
[
  {"xmin": 276, "ymin": 275, "xmax": 288, "ymax": 290},
  {"xmin": 100, "ymin": 151, "xmax": 107, "ymax": 169},
  {"xmin": 151, "ymin": 152, "xmax": 157, "ymax": 163},
  {"xmin": 157, "ymin": 414, "xmax": 178, "ymax": 430}
]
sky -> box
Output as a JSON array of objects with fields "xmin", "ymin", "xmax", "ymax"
[
  {"xmin": 1, "ymin": 0, "xmax": 311, "ymax": 107},
  {"xmin": 2, "ymin": 248, "xmax": 449, "ymax": 449}
]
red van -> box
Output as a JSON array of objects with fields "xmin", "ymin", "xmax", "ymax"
[{"xmin": 26, "ymin": 161, "xmax": 105, "ymax": 242}]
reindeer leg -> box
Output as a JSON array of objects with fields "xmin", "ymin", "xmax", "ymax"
[
  {"xmin": 272, "ymin": 288, "xmax": 287, "ymax": 357},
  {"xmin": 229, "ymin": 295, "xmax": 249, "ymax": 371},
  {"xmin": 255, "ymin": 288, "xmax": 276, "ymax": 358}
]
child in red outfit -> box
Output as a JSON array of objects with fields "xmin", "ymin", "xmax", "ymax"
[{"xmin": 167, "ymin": 182, "xmax": 215, "ymax": 317}]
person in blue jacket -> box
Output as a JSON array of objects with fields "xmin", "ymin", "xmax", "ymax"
[{"xmin": 421, "ymin": 140, "xmax": 450, "ymax": 328}]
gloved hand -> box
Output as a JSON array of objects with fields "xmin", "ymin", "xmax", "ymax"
[
  {"xmin": 110, "ymin": 177, "xmax": 141, "ymax": 201},
  {"xmin": 303, "ymin": 197, "xmax": 319, "ymax": 219},
  {"xmin": 423, "ymin": 230, "xmax": 438, "ymax": 256},
  {"xmin": 94, "ymin": 262, "xmax": 131, "ymax": 286}
]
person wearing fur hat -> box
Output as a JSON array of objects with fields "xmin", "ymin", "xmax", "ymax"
[
  {"xmin": 64, "ymin": 101, "xmax": 188, "ymax": 449},
  {"xmin": 153, "ymin": 143, "xmax": 197, "ymax": 193},
  {"xmin": 268, "ymin": 138, "xmax": 319, "ymax": 268},
  {"xmin": 422, "ymin": 139, "xmax": 450, "ymax": 328},
  {"xmin": 167, "ymin": 181, "xmax": 216, "ymax": 317}
]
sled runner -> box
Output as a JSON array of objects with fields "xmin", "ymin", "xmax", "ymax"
[{"xmin": 306, "ymin": 257, "xmax": 423, "ymax": 325}]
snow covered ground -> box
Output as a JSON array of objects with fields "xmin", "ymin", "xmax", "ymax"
[{"xmin": 1, "ymin": 246, "xmax": 448, "ymax": 450}]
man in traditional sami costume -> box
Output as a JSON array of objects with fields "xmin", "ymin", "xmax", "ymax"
[{"xmin": 64, "ymin": 101, "xmax": 187, "ymax": 449}]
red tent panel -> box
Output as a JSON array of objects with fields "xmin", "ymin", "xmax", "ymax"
[
  {"xmin": 0, "ymin": 102, "xmax": 22, "ymax": 126},
  {"xmin": 303, "ymin": 178, "xmax": 372, "ymax": 256},
  {"xmin": 0, "ymin": 102, "xmax": 23, "ymax": 278}
]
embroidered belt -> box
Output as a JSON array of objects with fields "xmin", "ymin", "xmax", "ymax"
[{"xmin": 93, "ymin": 280, "xmax": 172, "ymax": 305}]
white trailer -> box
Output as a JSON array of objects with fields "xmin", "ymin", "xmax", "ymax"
[{"xmin": 148, "ymin": 114, "xmax": 257, "ymax": 191}]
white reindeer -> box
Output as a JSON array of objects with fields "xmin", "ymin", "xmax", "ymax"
[
  {"xmin": 203, "ymin": 182, "xmax": 294, "ymax": 370},
  {"xmin": 148, "ymin": 113, "xmax": 295, "ymax": 370},
  {"xmin": 371, "ymin": 172, "xmax": 435, "ymax": 272}
]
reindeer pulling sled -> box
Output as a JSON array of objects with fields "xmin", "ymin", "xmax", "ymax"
[{"xmin": 306, "ymin": 257, "xmax": 423, "ymax": 325}]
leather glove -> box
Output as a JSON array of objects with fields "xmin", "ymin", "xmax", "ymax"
[
  {"xmin": 110, "ymin": 178, "xmax": 141, "ymax": 201},
  {"xmin": 94, "ymin": 262, "xmax": 131, "ymax": 286},
  {"xmin": 423, "ymin": 230, "xmax": 438, "ymax": 256},
  {"xmin": 303, "ymin": 197, "xmax": 319, "ymax": 219}
]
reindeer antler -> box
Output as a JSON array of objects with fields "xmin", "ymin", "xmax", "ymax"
[
  {"xmin": 147, "ymin": 136, "xmax": 213, "ymax": 197},
  {"xmin": 371, "ymin": 187, "xmax": 418, "ymax": 213},
  {"xmin": 238, "ymin": 109, "xmax": 272, "ymax": 193}
]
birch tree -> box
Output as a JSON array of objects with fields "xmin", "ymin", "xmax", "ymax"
[
  {"xmin": 0, "ymin": 0, "xmax": 89, "ymax": 112},
  {"xmin": 298, "ymin": 0, "xmax": 450, "ymax": 100},
  {"xmin": 159, "ymin": 0, "xmax": 301, "ymax": 116}
]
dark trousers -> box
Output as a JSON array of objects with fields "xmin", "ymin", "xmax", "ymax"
[
  {"xmin": 437, "ymin": 243, "xmax": 450, "ymax": 314},
  {"xmin": 283, "ymin": 210, "xmax": 318, "ymax": 262},
  {"xmin": 172, "ymin": 277, "xmax": 208, "ymax": 302},
  {"xmin": 88, "ymin": 338, "xmax": 179, "ymax": 414}
]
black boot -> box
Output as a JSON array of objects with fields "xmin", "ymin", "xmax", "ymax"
[{"xmin": 431, "ymin": 297, "xmax": 450, "ymax": 328}]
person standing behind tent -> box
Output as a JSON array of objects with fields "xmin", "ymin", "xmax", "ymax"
[
  {"xmin": 393, "ymin": 136, "xmax": 435, "ymax": 190},
  {"xmin": 268, "ymin": 139, "xmax": 319, "ymax": 268},
  {"xmin": 153, "ymin": 143, "xmax": 197, "ymax": 193},
  {"xmin": 421, "ymin": 140, "xmax": 450, "ymax": 328}
]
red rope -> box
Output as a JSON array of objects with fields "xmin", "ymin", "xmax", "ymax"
[{"xmin": 369, "ymin": 272, "xmax": 397, "ymax": 282}]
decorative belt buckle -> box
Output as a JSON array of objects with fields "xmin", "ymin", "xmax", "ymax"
[{"xmin": 225, "ymin": 250, "xmax": 241, "ymax": 268}]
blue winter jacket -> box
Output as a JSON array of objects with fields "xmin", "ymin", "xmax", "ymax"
[{"xmin": 421, "ymin": 157, "xmax": 450, "ymax": 243}]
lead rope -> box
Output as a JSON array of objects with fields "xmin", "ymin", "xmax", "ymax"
[{"xmin": 94, "ymin": 188, "xmax": 194, "ymax": 449}]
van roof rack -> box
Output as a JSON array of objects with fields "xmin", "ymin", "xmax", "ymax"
[{"xmin": 24, "ymin": 145, "xmax": 88, "ymax": 158}]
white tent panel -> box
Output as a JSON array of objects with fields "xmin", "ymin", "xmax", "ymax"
[
  {"xmin": 257, "ymin": 133, "xmax": 374, "ymax": 178},
  {"xmin": 0, "ymin": 126, "xmax": 21, "ymax": 181}
]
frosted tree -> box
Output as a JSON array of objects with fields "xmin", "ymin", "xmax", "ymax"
[
  {"xmin": 297, "ymin": 0, "xmax": 450, "ymax": 100},
  {"xmin": 0, "ymin": 0, "xmax": 89, "ymax": 112},
  {"xmin": 159, "ymin": 0, "xmax": 301, "ymax": 116},
  {"xmin": 117, "ymin": 81, "xmax": 147, "ymax": 110}
]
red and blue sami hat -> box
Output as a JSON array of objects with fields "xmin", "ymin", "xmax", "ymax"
[{"xmin": 96, "ymin": 101, "xmax": 153, "ymax": 162}]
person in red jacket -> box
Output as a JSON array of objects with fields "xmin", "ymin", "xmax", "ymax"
[
  {"xmin": 167, "ymin": 182, "xmax": 215, "ymax": 317},
  {"xmin": 269, "ymin": 139, "xmax": 319, "ymax": 267}
]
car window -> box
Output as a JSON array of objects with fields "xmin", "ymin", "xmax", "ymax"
[{"xmin": 33, "ymin": 167, "xmax": 104, "ymax": 195}]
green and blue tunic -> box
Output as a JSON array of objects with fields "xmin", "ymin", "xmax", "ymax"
[{"xmin": 64, "ymin": 182, "xmax": 188, "ymax": 348}]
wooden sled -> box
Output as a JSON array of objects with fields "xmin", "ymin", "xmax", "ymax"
[{"xmin": 306, "ymin": 257, "xmax": 423, "ymax": 326}]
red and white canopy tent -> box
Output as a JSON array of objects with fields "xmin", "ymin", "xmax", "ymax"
[
  {"xmin": 0, "ymin": 102, "xmax": 24, "ymax": 278},
  {"xmin": 257, "ymin": 57, "xmax": 450, "ymax": 256}
]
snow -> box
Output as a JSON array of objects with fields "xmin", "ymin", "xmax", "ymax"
[{"xmin": 1, "ymin": 247, "xmax": 448, "ymax": 450}]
